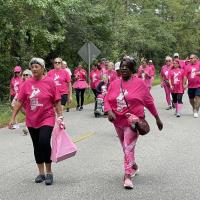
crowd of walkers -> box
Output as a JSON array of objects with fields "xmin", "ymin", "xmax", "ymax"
[
  {"xmin": 7, "ymin": 53, "xmax": 200, "ymax": 189},
  {"xmin": 160, "ymin": 53, "xmax": 200, "ymax": 118}
]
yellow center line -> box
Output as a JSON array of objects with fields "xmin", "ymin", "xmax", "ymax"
[{"xmin": 72, "ymin": 132, "xmax": 96, "ymax": 143}]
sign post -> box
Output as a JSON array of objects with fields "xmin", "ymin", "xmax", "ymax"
[{"xmin": 78, "ymin": 42, "xmax": 101, "ymax": 84}]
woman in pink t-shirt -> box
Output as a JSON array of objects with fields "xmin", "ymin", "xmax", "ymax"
[
  {"xmin": 10, "ymin": 66, "xmax": 23, "ymax": 102},
  {"xmin": 169, "ymin": 60, "xmax": 185, "ymax": 117},
  {"xmin": 104, "ymin": 58, "xmax": 163, "ymax": 189},
  {"xmin": 9, "ymin": 58, "xmax": 62, "ymax": 186},
  {"xmin": 106, "ymin": 62, "xmax": 117, "ymax": 83},
  {"xmin": 148, "ymin": 60, "xmax": 156, "ymax": 86},
  {"xmin": 90, "ymin": 64, "xmax": 99, "ymax": 99},
  {"xmin": 160, "ymin": 56, "xmax": 173, "ymax": 109},
  {"xmin": 137, "ymin": 59, "xmax": 153, "ymax": 90},
  {"xmin": 73, "ymin": 65, "xmax": 89, "ymax": 111},
  {"xmin": 10, "ymin": 66, "xmax": 23, "ymax": 129},
  {"xmin": 48, "ymin": 57, "xmax": 72, "ymax": 113}
]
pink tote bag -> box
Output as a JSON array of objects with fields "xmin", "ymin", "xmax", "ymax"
[{"xmin": 51, "ymin": 127, "xmax": 77, "ymax": 163}]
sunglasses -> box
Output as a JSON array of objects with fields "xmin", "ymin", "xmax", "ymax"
[
  {"xmin": 54, "ymin": 62, "xmax": 61, "ymax": 64},
  {"xmin": 23, "ymin": 74, "xmax": 29, "ymax": 76},
  {"xmin": 166, "ymin": 60, "xmax": 171, "ymax": 62}
]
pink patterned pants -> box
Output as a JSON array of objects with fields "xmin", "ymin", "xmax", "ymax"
[{"xmin": 115, "ymin": 126, "xmax": 139, "ymax": 175}]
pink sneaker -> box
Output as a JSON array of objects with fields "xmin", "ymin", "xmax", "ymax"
[{"xmin": 123, "ymin": 176, "xmax": 134, "ymax": 189}]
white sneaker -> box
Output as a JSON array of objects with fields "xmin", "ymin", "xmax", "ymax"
[
  {"xmin": 12, "ymin": 124, "xmax": 20, "ymax": 129},
  {"xmin": 194, "ymin": 112, "xmax": 198, "ymax": 118}
]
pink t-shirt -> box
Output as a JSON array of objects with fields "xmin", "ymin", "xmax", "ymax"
[
  {"xmin": 10, "ymin": 77, "xmax": 23, "ymax": 96},
  {"xmin": 17, "ymin": 76, "xmax": 61, "ymax": 128},
  {"xmin": 106, "ymin": 70, "xmax": 117, "ymax": 83},
  {"xmin": 90, "ymin": 69, "xmax": 99, "ymax": 89},
  {"xmin": 94, "ymin": 69, "xmax": 103, "ymax": 88},
  {"xmin": 137, "ymin": 66, "xmax": 153, "ymax": 88},
  {"xmin": 184, "ymin": 62, "xmax": 200, "ymax": 88},
  {"xmin": 179, "ymin": 60, "xmax": 186, "ymax": 70},
  {"xmin": 149, "ymin": 64, "xmax": 155, "ymax": 76},
  {"xmin": 48, "ymin": 69, "xmax": 71, "ymax": 95},
  {"xmin": 104, "ymin": 77, "xmax": 158, "ymax": 127},
  {"xmin": 160, "ymin": 65, "xmax": 171, "ymax": 81},
  {"xmin": 74, "ymin": 67, "xmax": 87, "ymax": 81},
  {"xmin": 169, "ymin": 68, "xmax": 184, "ymax": 93}
]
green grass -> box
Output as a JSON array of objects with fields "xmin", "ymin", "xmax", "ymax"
[
  {"xmin": 0, "ymin": 103, "xmax": 25, "ymax": 128},
  {"xmin": 0, "ymin": 90, "xmax": 95, "ymax": 128},
  {"xmin": 152, "ymin": 76, "xmax": 161, "ymax": 86}
]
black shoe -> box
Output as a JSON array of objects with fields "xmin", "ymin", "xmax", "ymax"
[
  {"xmin": 166, "ymin": 105, "xmax": 172, "ymax": 110},
  {"xmin": 45, "ymin": 173, "xmax": 53, "ymax": 185},
  {"xmin": 79, "ymin": 106, "xmax": 83, "ymax": 111},
  {"xmin": 35, "ymin": 174, "xmax": 45, "ymax": 183},
  {"xmin": 66, "ymin": 108, "xmax": 69, "ymax": 112},
  {"xmin": 76, "ymin": 106, "xmax": 80, "ymax": 111}
]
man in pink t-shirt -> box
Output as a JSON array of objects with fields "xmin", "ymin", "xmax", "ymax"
[{"xmin": 184, "ymin": 54, "xmax": 200, "ymax": 118}]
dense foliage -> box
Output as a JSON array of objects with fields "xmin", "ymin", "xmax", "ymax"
[{"xmin": 0, "ymin": 0, "xmax": 199, "ymax": 100}]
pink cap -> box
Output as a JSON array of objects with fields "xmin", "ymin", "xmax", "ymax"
[{"xmin": 14, "ymin": 66, "xmax": 22, "ymax": 73}]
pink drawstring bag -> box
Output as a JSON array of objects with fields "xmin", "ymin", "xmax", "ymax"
[{"xmin": 51, "ymin": 127, "xmax": 77, "ymax": 163}]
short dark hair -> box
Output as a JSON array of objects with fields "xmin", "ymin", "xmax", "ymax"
[{"xmin": 120, "ymin": 57, "xmax": 136, "ymax": 74}]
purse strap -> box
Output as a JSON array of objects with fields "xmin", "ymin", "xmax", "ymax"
[{"xmin": 120, "ymin": 79, "xmax": 130, "ymax": 110}]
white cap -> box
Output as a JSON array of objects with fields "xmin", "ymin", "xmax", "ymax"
[
  {"xmin": 23, "ymin": 69, "xmax": 32, "ymax": 76},
  {"xmin": 29, "ymin": 57, "xmax": 45, "ymax": 68},
  {"xmin": 115, "ymin": 62, "xmax": 120, "ymax": 71},
  {"xmin": 62, "ymin": 61, "xmax": 67, "ymax": 65},
  {"xmin": 173, "ymin": 53, "xmax": 179, "ymax": 57},
  {"xmin": 149, "ymin": 60, "xmax": 152, "ymax": 63}
]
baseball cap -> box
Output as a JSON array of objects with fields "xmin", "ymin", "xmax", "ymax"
[
  {"xmin": 23, "ymin": 69, "xmax": 32, "ymax": 76},
  {"xmin": 14, "ymin": 66, "xmax": 22, "ymax": 73},
  {"xmin": 173, "ymin": 53, "xmax": 179, "ymax": 58},
  {"xmin": 115, "ymin": 62, "xmax": 120, "ymax": 71}
]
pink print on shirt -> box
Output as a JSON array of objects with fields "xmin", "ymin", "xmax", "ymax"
[
  {"xmin": 116, "ymin": 89, "xmax": 128, "ymax": 112},
  {"xmin": 54, "ymin": 74, "xmax": 61, "ymax": 86},
  {"xmin": 29, "ymin": 86, "xmax": 43, "ymax": 111},
  {"xmin": 14, "ymin": 81, "xmax": 20, "ymax": 93},
  {"xmin": 173, "ymin": 72, "xmax": 180, "ymax": 84}
]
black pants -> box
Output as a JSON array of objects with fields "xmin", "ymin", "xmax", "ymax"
[
  {"xmin": 171, "ymin": 93, "xmax": 183, "ymax": 104},
  {"xmin": 75, "ymin": 89, "xmax": 85, "ymax": 107},
  {"xmin": 28, "ymin": 126, "xmax": 53, "ymax": 164}
]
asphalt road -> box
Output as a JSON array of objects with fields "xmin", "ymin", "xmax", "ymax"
[{"xmin": 0, "ymin": 86, "xmax": 200, "ymax": 200}]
